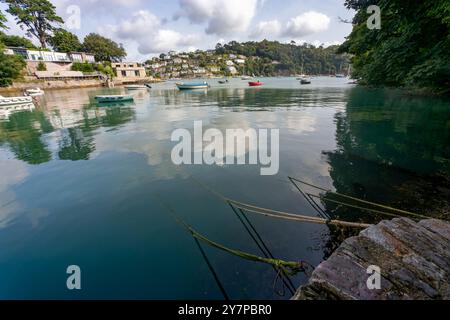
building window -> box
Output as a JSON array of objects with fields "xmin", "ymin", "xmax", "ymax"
[
  {"xmin": 135, "ymin": 70, "xmax": 140, "ymax": 77},
  {"xmin": 121, "ymin": 71, "xmax": 127, "ymax": 77}
]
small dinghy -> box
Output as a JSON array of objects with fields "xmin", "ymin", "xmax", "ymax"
[
  {"xmin": 0, "ymin": 95, "xmax": 34, "ymax": 107},
  {"xmin": 176, "ymin": 82, "xmax": 209, "ymax": 90},
  {"xmin": 248, "ymin": 81, "xmax": 263, "ymax": 87},
  {"xmin": 95, "ymin": 95, "xmax": 134, "ymax": 103},
  {"xmin": 125, "ymin": 85, "xmax": 148, "ymax": 90},
  {"xmin": 300, "ymin": 78, "xmax": 312, "ymax": 85},
  {"xmin": 25, "ymin": 88, "xmax": 45, "ymax": 96},
  {"xmin": 218, "ymin": 79, "xmax": 229, "ymax": 84}
]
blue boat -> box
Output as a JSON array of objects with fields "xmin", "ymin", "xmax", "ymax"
[
  {"xmin": 176, "ymin": 82, "xmax": 209, "ymax": 90},
  {"xmin": 95, "ymin": 95, "xmax": 134, "ymax": 103}
]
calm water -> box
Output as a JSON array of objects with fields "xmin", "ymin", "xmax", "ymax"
[{"xmin": 0, "ymin": 77, "xmax": 449, "ymax": 299}]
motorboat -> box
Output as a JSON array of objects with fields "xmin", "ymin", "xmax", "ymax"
[
  {"xmin": 176, "ymin": 82, "xmax": 209, "ymax": 90},
  {"xmin": 0, "ymin": 95, "xmax": 34, "ymax": 107},
  {"xmin": 125, "ymin": 84, "xmax": 150, "ymax": 90},
  {"xmin": 95, "ymin": 95, "xmax": 134, "ymax": 103},
  {"xmin": 300, "ymin": 78, "xmax": 312, "ymax": 85},
  {"xmin": 248, "ymin": 81, "xmax": 263, "ymax": 87},
  {"xmin": 25, "ymin": 88, "xmax": 45, "ymax": 96}
]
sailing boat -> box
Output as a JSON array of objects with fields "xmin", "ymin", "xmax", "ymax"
[
  {"xmin": 296, "ymin": 58, "xmax": 308, "ymax": 79},
  {"xmin": 298, "ymin": 58, "xmax": 312, "ymax": 84}
]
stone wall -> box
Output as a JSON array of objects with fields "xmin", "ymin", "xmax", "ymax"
[
  {"xmin": 26, "ymin": 61, "xmax": 73, "ymax": 75},
  {"xmin": 0, "ymin": 79, "xmax": 103, "ymax": 92}
]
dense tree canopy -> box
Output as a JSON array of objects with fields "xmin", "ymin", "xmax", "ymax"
[
  {"xmin": 82, "ymin": 33, "xmax": 126, "ymax": 62},
  {"xmin": 49, "ymin": 28, "xmax": 82, "ymax": 52},
  {"xmin": 216, "ymin": 40, "xmax": 350, "ymax": 76},
  {"xmin": 0, "ymin": 42, "xmax": 26, "ymax": 86},
  {"xmin": 339, "ymin": 0, "xmax": 450, "ymax": 94},
  {"xmin": 2, "ymin": 0, "xmax": 64, "ymax": 48},
  {"xmin": 0, "ymin": 30, "xmax": 36, "ymax": 48}
]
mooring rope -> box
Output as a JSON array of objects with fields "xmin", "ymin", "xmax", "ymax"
[
  {"xmin": 288, "ymin": 177, "xmax": 430, "ymax": 220},
  {"xmin": 153, "ymin": 195, "xmax": 309, "ymax": 276},
  {"xmin": 229, "ymin": 203, "xmax": 297, "ymax": 296},
  {"xmin": 189, "ymin": 176, "xmax": 371, "ymax": 229},
  {"xmin": 229, "ymin": 200, "xmax": 371, "ymax": 228}
]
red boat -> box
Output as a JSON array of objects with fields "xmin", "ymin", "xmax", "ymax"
[{"xmin": 248, "ymin": 81, "xmax": 263, "ymax": 87}]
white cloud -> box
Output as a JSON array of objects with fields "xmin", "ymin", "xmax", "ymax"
[
  {"xmin": 283, "ymin": 11, "xmax": 330, "ymax": 38},
  {"xmin": 115, "ymin": 10, "xmax": 160, "ymax": 39},
  {"xmin": 249, "ymin": 20, "xmax": 282, "ymax": 39},
  {"xmin": 137, "ymin": 29, "xmax": 199, "ymax": 54},
  {"xmin": 113, "ymin": 10, "xmax": 200, "ymax": 54},
  {"xmin": 175, "ymin": 0, "xmax": 259, "ymax": 36}
]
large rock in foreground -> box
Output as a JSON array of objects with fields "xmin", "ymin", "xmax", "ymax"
[{"xmin": 294, "ymin": 218, "xmax": 450, "ymax": 300}]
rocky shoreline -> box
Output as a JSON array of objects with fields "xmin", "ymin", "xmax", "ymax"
[{"xmin": 294, "ymin": 218, "xmax": 450, "ymax": 300}]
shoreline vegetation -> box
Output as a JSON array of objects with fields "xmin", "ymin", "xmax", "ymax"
[{"xmin": 338, "ymin": 0, "xmax": 450, "ymax": 96}]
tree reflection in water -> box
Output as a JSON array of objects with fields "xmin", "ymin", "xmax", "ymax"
[{"xmin": 0, "ymin": 103, "xmax": 136, "ymax": 164}]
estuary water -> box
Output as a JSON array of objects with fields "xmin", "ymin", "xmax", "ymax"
[{"xmin": 0, "ymin": 77, "xmax": 449, "ymax": 299}]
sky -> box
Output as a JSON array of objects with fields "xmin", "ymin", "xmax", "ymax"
[{"xmin": 0, "ymin": 0, "xmax": 355, "ymax": 61}]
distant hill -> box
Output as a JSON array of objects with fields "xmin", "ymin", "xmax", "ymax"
[
  {"xmin": 215, "ymin": 40, "xmax": 350, "ymax": 76},
  {"xmin": 146, "ymin": 40, "xmax": 350, "ymax": 79}
]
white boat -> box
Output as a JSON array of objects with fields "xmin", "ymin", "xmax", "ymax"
[
  {"xmin": 300, "ymin": 77, "xmax": 312, "ymax": 85},
  {"xmin": 25, "ymin": 88, "xmax": 45, "ymax": 96},
  {"xmin": 125, "ymin": 84, "xmax": 150, "ymax": 90},
  {"xmin": 0, "ymin": 95, "xmax": 34, "ymax": 107},
  {"xmin": 241, "ymin": 76, "xmax": 253, "ymax": 80},
  {"xmin": 95, "ymin": 95, "xmax": 134, "ymax": 103}
]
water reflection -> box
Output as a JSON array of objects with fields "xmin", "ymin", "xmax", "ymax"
[
  {"xmin": 316, "ymin": 87, "xmax": 450, "ymax": 256},
  {"xmin": 0, "ymin": 90, "xmax": 136, "ymax": 165}
]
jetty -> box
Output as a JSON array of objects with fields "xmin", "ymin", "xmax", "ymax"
[{"xmin": 293, "ymin": 218, "xmax": 450, "ymax": 300}]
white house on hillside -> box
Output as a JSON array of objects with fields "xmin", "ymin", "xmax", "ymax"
[{"xmin": 5, "ymin": 47, "xmax": 95, "ymax": 63}]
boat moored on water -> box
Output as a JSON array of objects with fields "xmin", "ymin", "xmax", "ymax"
[
  {"xmin": 95, "ymin": 95, "xmax": 134, "ymax": 103},
  {"xmin": 248, "ymin": 81, "xmax": 263, "ymax": 87},
  {"xmin": 241, "ymin": 76, "xmax": 253, "ymax": 80},
  {"xmin": 218, "ymin": 79, "xmax": 229, "ymax": 84},
  {"xmin": 0, "ymin": 95, "xmax": 34, "ymax": 107},
  {"xmin": 176, "ymin": 82, "xmax": 209, "ymax": 90},
  {"xmin": 300, "ymin": 78, "xmax": 312, "ymax": 85},
  {"xmin": 125, "ymin": 84, "xmax": 151, "ymax": 90},
  {"xmin": 25, "ymin": 88, "xmax": 45, "ymax": 96}
]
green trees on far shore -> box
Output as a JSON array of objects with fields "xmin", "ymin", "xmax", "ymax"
[
  {"xmin": 2, "ymin": 0, "xmax": 64, "ymax": 49},
  {"xmin": 216, "ymin": 40, "xmax": 350, "ymax": 76},
  {"xmin": 49, "ymin": 28, "xmax": 82, "ymax": 52},
  {"xmin": 82, "ymin": 33, "xmax": 127, "ymax": 62},
  {"xmin": 339, "ymin": 0, "xmax": 450, "ymax": 94}
]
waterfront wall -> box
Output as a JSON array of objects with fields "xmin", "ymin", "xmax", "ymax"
[{"xmin": 0, "ymin": 79, "xmax": 104, "ymax": 92}]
